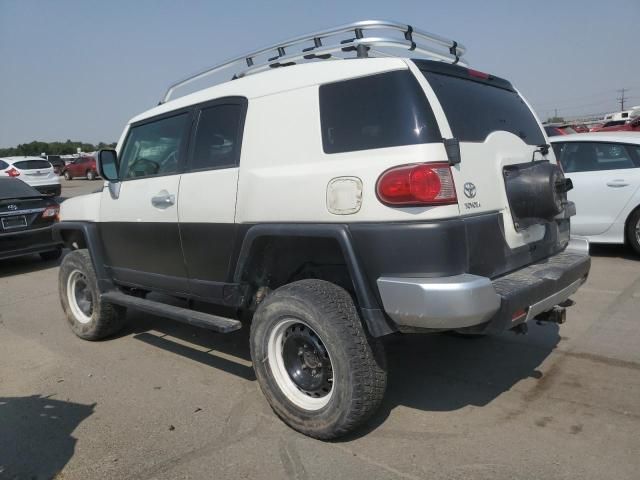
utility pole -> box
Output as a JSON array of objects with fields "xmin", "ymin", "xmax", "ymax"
[{"xmin": 617, "ymin": 88, "xmax": 628, "ymax": 111}]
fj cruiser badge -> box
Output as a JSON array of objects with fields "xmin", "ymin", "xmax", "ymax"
[{"xmin": 463, "ymin": 182, "xmax": 477, "ymax": 198}]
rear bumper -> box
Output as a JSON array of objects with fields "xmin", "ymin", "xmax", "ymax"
[
  {"xmin": 34, "ymin": 184, "xmax": 61, "ymax": 196},
  {"xmin": 377, "ymin": 248, "xmax": 590, "ymax": 332},
  {"xmin": 0, "ymin": 226, "xmax": 62, "ymax": 260}
]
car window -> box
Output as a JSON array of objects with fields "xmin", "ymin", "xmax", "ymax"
[
  {"xmin": 190, "ymin": 104, "xmax": 243, "ymax": 170},
  {"xmin": 119, "ymin": 113, "xmax": 189, "ymax": 179},
  {"xmin": 0, "ymin": 160, "xmax": 8, "ymax": 170},
  {"xmin": 420, "ymin": 70, "xmax": 545, "ymax": 146},
  {"xmin": 553, "ymin": 142, "xmax": 637, "ymax": 173},
  {"xmin": 319, "ymin": 70, "xmax": 441, "ymax": 154},
  {"xmin": 13, "ymin": 160, "xmax": 51, "ymax": 170}
]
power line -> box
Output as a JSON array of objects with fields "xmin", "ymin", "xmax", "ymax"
[{"xmin": 617, "ymin": 88, "xmax": 628, "ymax": 111}]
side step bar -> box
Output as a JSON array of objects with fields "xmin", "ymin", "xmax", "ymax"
[{"xmin": 101, "ymin": 291, "xmax": 242, "ymax": 333}]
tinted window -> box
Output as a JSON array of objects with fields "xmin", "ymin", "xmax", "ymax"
[
  {"xmin": 0, "ymin": 178, "xmax": 41, "ymax": 199},
  {"xmin": 191, "ymin": 104, "xmax": 242, "ymax": 170},
  {"xmin": 13, "ymin": 160, "xmax": 51, "ymax": 170},
  {"xmin": 553, "ymin": 142, "xmax": 637, "ymax": 173},
  {"xmin": 119, "ymin": 113, "xmax": 189, "ymax": 179},
  {"xmin": 319, "ymin": 70, "xmax": 441, "ymax": 154},
  {"xmin": 422, "ymin": 71, "xmax": 545, "ymax": 145},
  {"xmin": 545, "ymin": 126, "xmax": 560, "ymax": 137},
  {"xmin": 0, "ymin": 160, "xmax": 8, "ymax": 170}
]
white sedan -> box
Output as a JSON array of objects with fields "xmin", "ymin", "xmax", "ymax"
[
  {"xmin": 551, "ymin": 132, "xmax": 640, "ymax": 254},
  {"xmin": 0, "ymin": 156, "xmax": 61, "ymax": 197}
]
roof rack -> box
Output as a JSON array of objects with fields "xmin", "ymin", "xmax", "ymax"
[{"xmin": 161, "ymin": 20, "xmax": 467, "ymax": 103}]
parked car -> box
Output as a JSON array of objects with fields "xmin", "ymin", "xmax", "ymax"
[
  {"xmin": 592, "ymin": 117, "xmax": 640, "ymax": 133},
  {"xmin": 544, "ymin": 125, "xmax": 577, "ymax": 137},
  {"xmin": 62, "ymin": 155, "xmax": 98, "ymax": 180},
  {"xmin": 0, "ymin": 177, "xmax": 62, "ymax": 261},
  {"xmin": 44, "ymin": 155, "xmax": 65, "ymax": 175},
  {"xmin": 53, "ymin": 20, "xmax": 589, "ymax": 439},
  {"xmin": 591, "ymin": 120, "xmax": 627, "ymax": 132},
  {"xmin": 0, "ymin": 156, "xmax": 61, "ymax": 196},
  {"xmin": 551, "ymin": 132, "xmax": 640, "ymax": 254}
]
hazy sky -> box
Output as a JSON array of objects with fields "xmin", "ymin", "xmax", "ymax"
[{"xmin": 1, "ymin": 0, "xmax": 638, "ymax": 147}]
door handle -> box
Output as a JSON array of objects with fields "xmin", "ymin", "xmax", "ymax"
[
  {"xmin": 606, "ymin": 180, "xmax": 629, "ymax": 188},
  {"xmin": 151, "ymin": 191, "xmax": 175, "ymax": 208}
]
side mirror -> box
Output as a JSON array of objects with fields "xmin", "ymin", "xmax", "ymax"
[{"xmin": 98, "ymin": 149, "xmax": 119, "ymax": 182}]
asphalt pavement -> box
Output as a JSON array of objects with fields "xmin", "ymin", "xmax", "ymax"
[{"xmin": 1, "ymin": 179, "xmax": 639, "ymax": 479}]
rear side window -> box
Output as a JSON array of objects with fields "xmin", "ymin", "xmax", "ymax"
[
  {"xmin": 421, "ymin": 71, "xmax": 545, "ymax": 146},
  {"xmin": 0, "ymin": 160, "xmax": 8, "ymax": 169},
  {"xmin": 319, "ymin": 70, "xmax": 441, "ymax": 154},
  {"xmin": 553, "ymin": 142, "xmax": 638, "ymax": 173},
  {"xmin": 13, "ymin": 160, "xmax": 51, "ymax": 170},
  {"xmin": 190, "ymin": 104, "xmax": 243, "ymax": 171}
]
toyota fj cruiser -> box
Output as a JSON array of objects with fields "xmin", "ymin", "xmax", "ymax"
[{"xmin": 54, "ymin": 21, "xmax": 590, "ymax": 439}]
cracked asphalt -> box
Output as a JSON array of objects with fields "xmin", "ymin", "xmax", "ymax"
[{"xmin": 1, "ymin": 180, "xmax": 639, "ymax": 479}]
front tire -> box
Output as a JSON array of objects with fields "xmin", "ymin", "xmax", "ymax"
[
  {"xmin": 63, "ymin": 170, "xmax": 72, "ymax": 181},
  {"xmin": 59, "ymin": 249, "xmax": 127, "ymax": 340},
  {"xmin": 86, "ymin": 170, "xmax": 96, "ymax": 180},
  {"xmin": 626, "ymin": 209, "xmax": 640, "ymax": 256},
  {"xmin": 250, "ymin": 279, "xmax": 387, "ymax": 439}
]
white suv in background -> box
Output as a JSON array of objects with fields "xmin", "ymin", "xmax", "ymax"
[
  {"xmin": 53, "ymin": 20, "xmax": 590, "ymax": 439},
  {"xmin": 0, "ymin": 156, "xmax": 61, "ymax": 197}
]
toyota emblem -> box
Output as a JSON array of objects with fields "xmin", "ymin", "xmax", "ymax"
[
  {"xmin": 8, "ymin": 204, "xmax": 18, "ymax": 211},
  {"xmin": 463, "ymin": 182, "xmax": 477, "ymax": 199}
]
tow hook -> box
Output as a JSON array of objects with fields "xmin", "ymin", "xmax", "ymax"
[{"xmin": 536, "ymin": 306, "xmax": 567, "ymax": 325}]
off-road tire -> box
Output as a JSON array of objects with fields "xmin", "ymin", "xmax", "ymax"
[
  {"xmin": 626, "ymin": 208, "xmax": 640, "ymax": 256},
  {"xmin": 59, "ymin": 249, "xmax": 126, "ymax": 340},
  {"xmin": 63, "ymin": 170, "xmax": 72, "ymax": 180},
  {"xmin": 40, "ymin": 248, "xmax": 62, "ymax": 261},
  {"xmin": 250, "ymin": 279, "xmax": 387, "ymax": 440},
  {"xmin": 86, "ymin": 170, "xmax": 96, "ymax": 180}
]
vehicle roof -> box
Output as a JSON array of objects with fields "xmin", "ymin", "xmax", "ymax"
[
  {"xmin": 0, "ymin": 156, "xmax": 49, "ymax": 163},
  {"xmin": 549, "ymin": 132, "xmax": 640, "ymax": 144},
  {"xmin": 129, "ymin": 57, "xmax": 409, "ymax": 125}
]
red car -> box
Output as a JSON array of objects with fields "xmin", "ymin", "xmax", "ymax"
[
  {"xmin": 592, "ymin": 117, "xmax": 640, "ymax": 132},
  {"xmin": 62, "ymin": 155, "xmax": 99, "ymax": 180}
]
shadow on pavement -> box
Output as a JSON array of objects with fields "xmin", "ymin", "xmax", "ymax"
[
  {"xmin": 0, "ymin": 395, "xmax": 95, "ymax": 479},
  {"xmin": 0, "ymin": 254, "xmax": 61, "ymax": 278},
  {"xmin": 589, "ymin": 244, "xmax": 638, "ymax": 261}
]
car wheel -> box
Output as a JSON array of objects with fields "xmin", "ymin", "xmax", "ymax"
[
  {"xmin": 626, "ymin": 208, "xmax": 640, "ymax": 256},
  {"xmin": 63, "ymin": 170, "xmax": 72, "ymax": 180},
  {"xmin": 59, "ymin": 249, "xmax": 127, "ymax": 340},
  {"xmin": 86, "ymin": 170, "xmax": 96, "ymax": 180},
  {"xmin": 40, "ymin": 248, "xmax": 62, "ymax": 261},
  {"xmin": 250, "ymin": 279, "xmax": 387, "ymax": 440}
]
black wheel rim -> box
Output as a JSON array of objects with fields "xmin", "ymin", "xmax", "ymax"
[{"xmin": 281, "ymin": 323, "xmax": 333, "ymax": 398}]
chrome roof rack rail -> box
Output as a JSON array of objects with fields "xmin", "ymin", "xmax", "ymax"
[{"xmin": 161, "ymin": 20, "xmax": 467, "ymax": 104}]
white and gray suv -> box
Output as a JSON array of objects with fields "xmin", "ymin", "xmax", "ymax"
[{"xmin": 54, "ymin": 20, "xmax": 590, "ymax": 439}]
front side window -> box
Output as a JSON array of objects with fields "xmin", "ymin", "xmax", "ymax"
[
  {"xmin": 119, "ymin": 113, "xmax": 189, "ymax": 179},
  {"xmin": 190, "ymin": 104, "xmax": 243, "ymax": 171},
  {"xmin": 319, "ymin": 70, "xmax": 441, "ymax": 154},
  {"xmin": 553, "ymin": 142, "xmax": 637, "ymax": 173}
]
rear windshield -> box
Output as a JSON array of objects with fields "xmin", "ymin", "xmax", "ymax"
[
  {"xmin": 13, "ymin": 159, "xmax": 51, "ymax": 170},
  {"xmin": 421, "ymin": 70, "xmax": 545, "ymax": 146},
  {"xmin": 0, "ymin": 178, "xmax": 41, "ymax": 199},
  {"xmin": 319, "ymin": 70, "xmax": 441, "ymax": 154}
]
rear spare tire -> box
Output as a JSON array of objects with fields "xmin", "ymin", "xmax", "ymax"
[
  {"xmin": 59, "ymin": 249, "xmax": 126, "ymax": 340},
  {"xmin": 250, "ymin": 279, "xmax": 387, "ymax": 439}
]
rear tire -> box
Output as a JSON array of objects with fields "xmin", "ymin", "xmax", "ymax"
[
  {"xmin": 626, "ymin": 209, "xmax": 640, "ymax": 256},
  {"xmin": 250, "ymin": 279, "xmax": 387, "ymax": 440},
  {"xmin": 59, "ymin": 249, "xmax": 127, "ymax": 340},
  {"xmin": 63, "ymin": 170, "xmax": 72, "ymax": 180},
  {"xmin": 40, "ymin": 248, "xmax": 62, "ymax": 261}
]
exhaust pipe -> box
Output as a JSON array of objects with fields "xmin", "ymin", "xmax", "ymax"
[{"xmin": 535, "ymin": 306, "xmax": 566, "ymax": 325}]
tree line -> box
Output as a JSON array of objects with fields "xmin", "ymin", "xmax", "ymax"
[{"xmin": 0, "ymin": 140, "xmax": 116, "ymax": 157}]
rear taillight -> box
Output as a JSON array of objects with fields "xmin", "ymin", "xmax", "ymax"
[
  {"xmin": 376, "ymin": 162, "xmax": 457, "ymax": 206},
  {"xmin": 6, "ymin": 168, "xmax": 20, "ymax": 177},
  {"xmin": 42, "ymin": 206, "xmax": 59, "ymax": 219}
]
